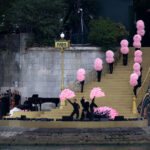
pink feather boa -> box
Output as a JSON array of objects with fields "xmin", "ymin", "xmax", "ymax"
[
  {"xmin": 136, "ymin": 20, "xmax": 145, "ymax": 30},
  {"xmin": 59, "ymin": 89, "xmax": 75, "ymax": 102},
  {"xmin": 133, "ymin": 63, "xmax": 141, "ymax": 71},
  {"xmin": 134, "ymin": 50, "xmax": 142, "ymax": 57},
  {"xmin": 120, "ymin": 47, "xmax": 129, "ymax": 54},
  {"xmin": 90, "ymin": 88, "xmax": 105, "ymax": 99},
  {"xmin": 94, "ymin": 58, "xmax": 103, "ymax": 71},
  {"xmin": 137, "ymin": 29, "xmax": 145, "ymax": 36},
  {"xmin": 94, "ymin": 106, "xmax": 119, "ymax": 120},
  {"xmin": 133, "ymin": 34, "xmax": 142, "ymax": 42},
  {"xmin": 133, "ymin": 41, "xmax": 141, "ymax": 48},
  {"xmin": 77, "ymin": 68, "xmax": 86, "ymax": 82},
  {"xmin": 120, "ymin": 39, "xmax": 129, "ymax": 47},
  {"xmin": 134, "ymin": 56, "xmax": 142, "ymax": 64}
]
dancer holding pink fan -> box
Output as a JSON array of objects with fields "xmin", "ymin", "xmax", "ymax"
[
  {"xmin": 94, "ymin": 58, "xmax": 103, "ymax": 82},
  {"xmin": 129, "ymin": 73, "xmax": 138, "ymax": 96},
  {"xmin": 106, "ymin": 50, "xmax": 114, "ymax": 74},
  {"xmin": 77, "ymin": 68, "xmax": 86, "ymax": 93},
  {"xmin": 120, "ymin": 39, "xmax": 129, "ymax": 66},
  {"xmin": 133, "ymin": 34, "xmax": 142, "ymax": 51}
]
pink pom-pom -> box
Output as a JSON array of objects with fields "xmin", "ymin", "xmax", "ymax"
[
  {"xmin": 134, "ymin": 50, "xmax": 142, "ymax": 57},
  {"xmin": 133, "ymin": 34, "xmax": 142, "ymax": 42},
  {"xmin": 59, "ymin": 89, "xmax": 75, "ymax": 102},
  {"xmin": 106, "ymin": 50, "xmax": 114, "ymax": 57},
  {"xmin": 137, "ymin": 29, "xmax": 145, "ymax": 36},
  {"xmin": 134, "ymin": 70, "xmax": 141, "ymax": 77},
  {"xmin": 77, "ymin": 68, "xmax": 86, "ymax": 82},
  {"xmin": 133, "ymin": 63, "xmax": 141, "ymax": 71},
  {"xmin": 130, "ymin": 73, "xmax": 138, "ymax": 80},
  {"xmin": 133, "ymin": 41, "xmax": 141, "ymax": 48},
  {"xmin": 134, "ymin": 56, "xmax": 142, "ymax": 64},
  {"xmin": 106, "ymin": 57, "xmax": 114, "ymax": 63},
  {"xmin": 136, "ymin": 20, "xmax": 145, "ymax": 30},
  {"xmin": 94, "ymin": 58, "xmax": 103, "ymax": 71},
  {"xmin": 120, "ymin": 39, "xmax": 129, "ymax": 47},
  {"xmin": 120, "ymin": 47, "xmax": 129, "ymax": 54},
  {"xmin": 94, "ymin": 106, "xmax": 119, "ymax": 120},
  {"xmin": 90, "ymin": 87, "xmax": 105, "ymax": 99}
]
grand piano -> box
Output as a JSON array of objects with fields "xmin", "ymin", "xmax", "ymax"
[{"xmin": 28, "ymin": 94, "xmax": 60, "ymax": 111}]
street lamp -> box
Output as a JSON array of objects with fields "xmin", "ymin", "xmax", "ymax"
[
  {"xmin": 60, "ymin": 32, "xmax": 65, "ymax": 39},
  {"xmin": 55, "ymin": 32, "xmax": 70, "ymax": 91},
  {"xmin": 60, "ymin": 32, "xmax": 65, "ymax": 91}
]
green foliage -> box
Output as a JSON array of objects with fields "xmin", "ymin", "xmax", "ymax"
[
  {"xmin": 88, "ymin": 17, "xmax": 129, "ymax": 51},
  {"xmin": 7, "ymin": 0, "xmax": 67, "ymax": 46}
]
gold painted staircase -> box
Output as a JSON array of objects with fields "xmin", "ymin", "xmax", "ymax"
[{"xmin": 6, "ymin": 47, "xmax": 150, "ymax": 120}]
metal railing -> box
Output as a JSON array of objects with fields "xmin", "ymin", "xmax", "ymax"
[{"xmin": 137, "ymin": 67, "xmax": 150, "ymax": 106}]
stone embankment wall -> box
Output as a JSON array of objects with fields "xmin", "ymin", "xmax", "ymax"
[
  {"xmin": 0, "ymin": 126, "xmax": 150, "ymax": 145},
  {"xmin": 0, "ymin": 34, "xmax": 108, "ymax": 102}
]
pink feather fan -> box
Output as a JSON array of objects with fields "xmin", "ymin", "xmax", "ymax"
[
  {"xmin": 133, "ymin": 63, "xmax": 141, "ymax": 71},
  {"xmin": 106, "ymin": 50, "xmax": 114, "ymax": 57},
  {"xmin": 120, "ymin": 47, "xmax": 129, "ymax": 54},
  {"xmin": 59, "ymin": 89, "xmax": 75, "ymax": 102},
  {"xmin": 136, "ymin": 20, "xmax": 145, "ymax": 30},
  {"xmin": 134, "ymin": 50, "xmax": 142, "ymax": 57},
  {"xmin": 133, "ymin": 34, "xmax": 142, "ymax": 42},
  {"xmin": 106, "ymin": 57, "xmax": 114, "ymax": 63},
  {"xmin": 133, "ymin": 41, "xmax": 141, "ymax": 48},
  {"xmin": 94, "ymin": 58, "xmax": 103, "ymax": 71},
  {"xmin": 130, "ymin": 73, "xmax": 138, "ymax": 86},
  {"xmin": 134, "ymin": 56, "xmax": 142, "ymax": 64},
  {"xmin": 94, "ymin": 106, "xmax": 119, "ymax": 120},
  {"xmin": 120, "ymin": 39, "xmax": 129, "ymax": 47},
  {"xmin": 137, "ymin": 29, "xmax": 145, "ymax": 36},
  {"xmin": 90, "ymin": 87, "xmax": 105, "ymax": 99},
  {"xmin": 77, "ymin": 68, "xmax": 86, "ymax": 82},
  {"xmin": 134, "ymin": 70, "xmax": 141, "ymax": 77}
]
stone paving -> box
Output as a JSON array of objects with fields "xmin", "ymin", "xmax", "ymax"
[{"xmin": 0, "ymin": 126, "xmax": 150, "ymax": 145}]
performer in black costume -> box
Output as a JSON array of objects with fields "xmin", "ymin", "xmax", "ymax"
[
  {"xmin": 80, "ymin": 97, "xmax": 90, "ymax": 120},
  {"xmin": 80, "ymin": 80, "xmax": 84, "ymax": 93},
  {"xmin": 109, "ymin": 63, "xmax": 113, "ymax": 74},
  {"xmin": 67, "ymin": 99, "xmax": 80, "ymax": 119},
  {"xmin": 90, "ymin": 97, "xmax": 98, "ymax": 119},
  {"xmin": 97, "ymin": 70, "xmax": 102, "ymax": 82},
  {"xmin": 123, "ymin": 54, "xmax": 128, "ymax": 66}
]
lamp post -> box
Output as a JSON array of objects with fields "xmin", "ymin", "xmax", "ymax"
[
  {"xmin": 60, "ymin": 32, "xmax": 65, "ymax": 91},
  {"xmin": 55, "ymin": 33, "xmax": 70, "ymax": 91}
]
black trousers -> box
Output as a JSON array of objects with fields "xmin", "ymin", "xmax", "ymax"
[
  {"xmin": 97, "ymin": 71, "xmax": 102, "ymax": 82},
  {"xmin": 137, "ymin": 75, "xmax": 142, "ymax": 87},
  {"xmin": 123, "ymin": 54, "xmax": 128, "ymax": 66},
  {"xmin": 109, "ymin": 63, "xmax": 113, "ymax": 74},
  {"xmin": 71, "ymin": 110, "xmax": 79, "ymax": 119},
  {"xmin": 133, "ymin": 85, "xmax": 139, "ymax": 96},
  {"xmin": 80, "ymin": 81, "xmax": 84, "ymax": 93}
]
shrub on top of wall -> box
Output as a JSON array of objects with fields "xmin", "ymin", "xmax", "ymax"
[{"xmin": 88, "ymin": 17, "xmax": 129, "ymax": 51}]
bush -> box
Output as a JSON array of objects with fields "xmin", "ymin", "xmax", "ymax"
[{"xmin": 88, "ymin": 17, "xmax": 129, "ymax": 51}]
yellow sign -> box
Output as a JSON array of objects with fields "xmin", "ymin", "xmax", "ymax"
[{"xmin": 55, "ymin": 40, "xmax": 70, "ymax": 48}]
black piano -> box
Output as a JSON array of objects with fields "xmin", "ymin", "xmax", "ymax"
[{"xmin": 28, "ymin": 94, "xmax": 60, "ymax": 111}]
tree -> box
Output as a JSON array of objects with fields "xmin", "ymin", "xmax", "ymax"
[
  {"xmin": 7, "ymin": 0, "xmax": 67, "ymax": 45},
  {"xmin": 88, "ymin": 17, "xmax": 129, "ymax": 51},
  {"xmin": 0, "ymin": 0, "xmax": 16, "ymax": 33}
]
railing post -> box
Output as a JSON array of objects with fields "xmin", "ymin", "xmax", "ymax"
[{"xmin": 132, "ymin": 96, "xmax": 138, "ymax": 114}]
